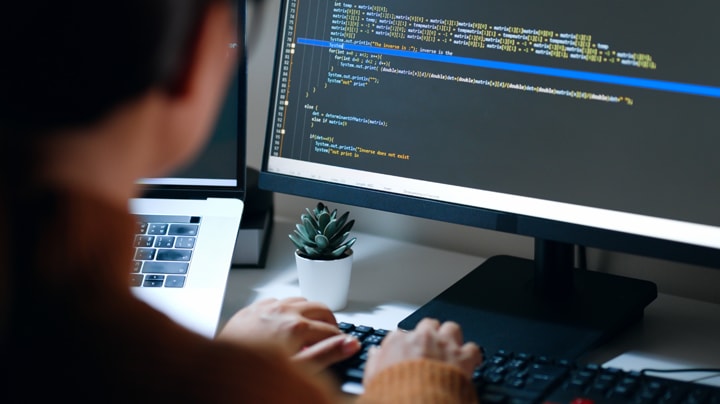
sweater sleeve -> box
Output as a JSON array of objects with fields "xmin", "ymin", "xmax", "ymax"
[{"xmin": 357, "ymin": 359, "xmax": 479, "ymax": 404}]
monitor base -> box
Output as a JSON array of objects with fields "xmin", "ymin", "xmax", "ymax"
[{"xmin": 397, "ymin": 254, "xmax": 657, "ymax": 359}]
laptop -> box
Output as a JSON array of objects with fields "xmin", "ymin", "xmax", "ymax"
[{"xmin": 128, "ymin": 5, "xmax": 247, "ymax": 339}]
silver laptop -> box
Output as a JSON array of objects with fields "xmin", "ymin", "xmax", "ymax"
[{"xmin": 128, "ymin": 6, "xmax": 247, "ymax": 338}]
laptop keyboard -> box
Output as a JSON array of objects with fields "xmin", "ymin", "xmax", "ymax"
[
  {"xmin": 130, "ymin": 215, "xmax": 201, "ymax": 288},
  {"xmin": 333, "ymin": 322, "xmax": 720, "ymax": 403}
]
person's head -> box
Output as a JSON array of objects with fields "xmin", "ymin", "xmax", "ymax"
[
  {"xmin": 0, "ymin": 0, "xmax": 238, "ymax": 331},
  {"xmin": 0, "ymin": 0, "xmax": 237, "ymax": 179}
]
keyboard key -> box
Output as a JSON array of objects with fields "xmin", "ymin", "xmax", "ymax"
[
  {"xmin": 164, "ymin": 276, "xmax": 186, "ymax": 288},
  {"xmin": 147, "ymin": 223, "xmax": 169, "ymax": 235},
  {"xmin": 143, "ymin": 275, "xmax": 164, "ymax": 287},
  {"xmin": 142, "ymin": 262, "xmax": 189, "ymax": 274},
  {"xmin": 156, "ymin": 249, "xmax": 192, "ymax": 261},
  {"xmin": 338, "ymin": 322, "xmax": 355, "ymax": 332},
  {"xmin": 136, "ymin": 222, "xmax": 148, "ymax": 234},
  {"xmin": 154, "ymin": 236, "xmax": 175, "ymax": 248},
  {"xmin": 168, "ymin": 224, "xmax": 198, "ymax": 236},
  {"xmin": 134, "ymin": 235, "xmax": 154, "ymax": 247},
  {"xmin": 134, "ymin": 248, "xmax": 156, "ymax": 260},
  {"xmin": 129, "ymin": 274, "xmax": 143, "ymax": 287},
  {"xmin": 175, "ymin": 237, "xmax": 196, "ymax": 249}
]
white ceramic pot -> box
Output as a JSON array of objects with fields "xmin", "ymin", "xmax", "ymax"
[{"xmin": 295, "ymin": 250, "xmax": 353, "ymax": 311}]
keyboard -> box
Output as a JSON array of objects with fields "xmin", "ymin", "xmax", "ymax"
[
  {"xmin": 129, "ymin": 215, "xmax": 200, "ymax": 289},
  {"xmin": 333, "ymin": 322, "xmax": 720, "ymax": 403}
]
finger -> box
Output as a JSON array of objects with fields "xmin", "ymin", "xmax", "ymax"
[
  {"xmin": 463, "ymin": 341, "xmax": 483, "ymax": 366},
  {"xmin": 281, "ymin": 296, "xmax": 309, "ymax": 304},
  {"xmin": 300, "ymin": 319, "xmax": 342, "ymax": 337},
  {"xmin": 287, "ymin": 319, "xmax": 343, "ymax": 350},
  {"xmin": 415, "ymin": 318, "xmax": 441, "ymax": 333},
  {"xmin": 460, "ymin": 341, "xmax": 484, "ymax": 375},
  {"xmin": 362, "ymin": 345, "xmax": 381, "ymax": 382},
  {"xmin": 364, "ymin": 345, "xmax": 379, "ymax": 364},
  {"xmin": 377, "ymin": 328, "xmax": 400, "ymax": 347},
  {"xmin": 292, "ymin": 334, "xmax": 360, "ymax": 374},
  {"xmin": 438, "ymin": 321, "xmax": 463, "ymax": 343}
]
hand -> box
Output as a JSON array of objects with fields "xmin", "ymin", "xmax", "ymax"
[
  {"xmin": 216, "ymin": 297, "xmax": 360, "ymax": 373},
  {"xmin": 363, "ymin": 318, "xmax": 482, "ymax": 384}
]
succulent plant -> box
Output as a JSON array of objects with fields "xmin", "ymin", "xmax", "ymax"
[{"xmin": 290, "ymin": 202, "xmax": 357, "ymax": 260}]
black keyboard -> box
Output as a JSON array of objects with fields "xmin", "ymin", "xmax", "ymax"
[{"xmin": 333, "ymin": 322, "xmax": 720, "ymax": 403}]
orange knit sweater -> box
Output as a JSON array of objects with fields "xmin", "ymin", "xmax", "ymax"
[{"xmin": 1, "ymin": 188, "xmax": 478, "ymax": 403}]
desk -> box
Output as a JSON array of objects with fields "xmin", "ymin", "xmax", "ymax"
[{"xmin": 221, "ymin": 218, "xmax": 720, "ymax": 387}]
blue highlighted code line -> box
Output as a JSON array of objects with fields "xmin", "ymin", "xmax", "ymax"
[{"xmin": 297, "ymin": 38, "xmax": 720, "ymax": 99}]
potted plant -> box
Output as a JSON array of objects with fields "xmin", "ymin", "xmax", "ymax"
[{"xmin": 289, "ymin": 202, "xmax": 357, "ymax": 311}]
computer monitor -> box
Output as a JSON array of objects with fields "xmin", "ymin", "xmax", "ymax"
[{"xmin": 259, "ymin": 0, "xmax": 720, "ymax": 359}]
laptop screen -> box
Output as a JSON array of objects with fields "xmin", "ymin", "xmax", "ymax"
[
  {"xmin": 139, "ymin": 72, "xmax": 245, "ymax": 194},
  {"xmin": 138, "ymin": 5, "xmax": 247, "ymax": 200}
]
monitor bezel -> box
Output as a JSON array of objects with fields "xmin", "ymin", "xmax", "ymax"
[{"xmin": 259, "ymin": 171, "xmax": 720, "ymax": 270}]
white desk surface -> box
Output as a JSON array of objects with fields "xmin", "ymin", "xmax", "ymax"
[{"xmin": 221, "ymin": 218, "xmax": 720, "ymax": 387}]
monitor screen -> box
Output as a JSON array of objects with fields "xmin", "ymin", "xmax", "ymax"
[{"xmin": 260, "ymin": 0, "xmax": 720, "ymax": 358}]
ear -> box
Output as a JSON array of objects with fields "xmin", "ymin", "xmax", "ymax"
[{"xmin": 171, "ymin": 1, "xmax": 238, "ymax": 100}]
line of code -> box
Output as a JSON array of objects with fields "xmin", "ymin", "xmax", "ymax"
[
  {"xmin": 323, "ymin": 1, "xmax": 656, "ymax": 106},
  {"xmin": 331, "ymin": 2, "xmax": 657, "ymax": 70}
]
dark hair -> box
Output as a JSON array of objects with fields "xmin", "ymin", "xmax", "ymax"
[
  {"xmin": 0, "ymin": 0, "xmax": 232, "ymax": 359},
  {"xmin": 0, "ymin": 0, "xmax": 225, "ymax": 137}
]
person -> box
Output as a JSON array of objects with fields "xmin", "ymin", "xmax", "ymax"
[{"xmin": 0, "ymin": 1, "xmax": 482, "ymax": 402}]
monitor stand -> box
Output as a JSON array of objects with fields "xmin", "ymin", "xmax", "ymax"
[{"xmin": 397, "ymin": 239, "xmax": 658, "ymax": 360}]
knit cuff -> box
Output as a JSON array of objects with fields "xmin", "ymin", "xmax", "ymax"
[{"xmin": 358, "ymin": 359, "xmax": 478, "ymax": 404}]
